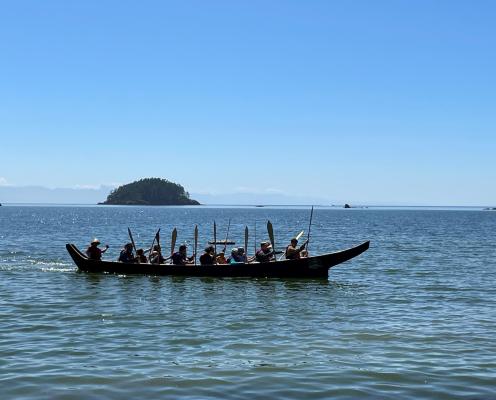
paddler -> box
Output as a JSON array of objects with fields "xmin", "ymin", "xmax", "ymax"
[
  {"xmin": 86, "ymin": 238, "xmax": 109, "ymax": 260},
  {"xmin": 118, "ymin": 243, "xmax": 135, "ymax": 263},
  {"xmin": 172, "ymin": 244, "xmax": 195, "ymax": 265},
  {"xmin": 255, "ymin": 241, "xmax": 274, "ymax": 263},
  {"xmin": 285, "ymin": 237, "xmax": 308, "ymax": 260}
]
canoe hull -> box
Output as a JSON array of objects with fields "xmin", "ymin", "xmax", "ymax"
[{"xmin": 66, "ymin": 241, "xmax": 370, "ymax": 279}]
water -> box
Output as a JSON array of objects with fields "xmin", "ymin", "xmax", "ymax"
[{"xmin": 0, "ymin": 205, "xmax": 495, "ymax": 399}]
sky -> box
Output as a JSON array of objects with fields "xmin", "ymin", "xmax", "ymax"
[{"xmin": 0, "ymin": 0, "xmax": 495, "ymax": 205}]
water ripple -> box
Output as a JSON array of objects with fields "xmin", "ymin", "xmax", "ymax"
[{"xmin": 0, "ymin": 206, "xmax": 495, "ymax": 399}]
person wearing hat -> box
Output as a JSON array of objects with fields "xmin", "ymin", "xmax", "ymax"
[
  {"xmin": 285, "ymin": 237, "xmax": 308, "ymax": 260},
  {"xmin": 149, "ymin": 244, "xmax": 165, "ymax": 264},
  {"xmin": 227, "ymin": 248, "xmax": 239, "ymax": 264},
  {"xmin": 118, "ymin": 243, "xmax": 135, "ymax": 263},
  {"xmin": 255, "ymin": 241, "xmax": 274, "ymax": 263},
  {"xmin": 228, "ymin": 247, "xmax": 252, "ymax": 264},
  {"xmin": 86, "ymin": 238, "xmax": 109, "ymax": 260},
  {"xmin": 236, "ymin": 247, "xmax": 254, "ymax": 263},
  {"xmin": 172, "ymin": 244, "xmax": 195, "ymax": 266},
  {"xmin": 199, "ymin": 246, "xmax": 215, "ymax": 266}
]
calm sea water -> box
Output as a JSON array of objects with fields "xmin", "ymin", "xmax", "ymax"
[{"xmin": 0, "ymin": 205, "xmax": 495, "ymax": 399}]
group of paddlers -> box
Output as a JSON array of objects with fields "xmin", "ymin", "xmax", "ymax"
[{"xmin": 85, "ymin": 236, "xmax": 309, "ymax": 265}]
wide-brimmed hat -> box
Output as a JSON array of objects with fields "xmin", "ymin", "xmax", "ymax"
[
  {"xmin": 261, "ymin": 241, "xmax": 271, "ymax": 246},
  {"xmin": 91, "ymin": 238, "xmax": 100, "ymax": 245}
]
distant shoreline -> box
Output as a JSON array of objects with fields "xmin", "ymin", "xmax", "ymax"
[{"xmin": 0, "ymin": 203, "xmax": 493, "ymax": 210}]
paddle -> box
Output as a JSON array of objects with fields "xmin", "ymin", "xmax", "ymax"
[
  {"xmin": 278, "ymin": 230, "xmax": 305, "ymax": 261},
  {"xmin": 148, "ymin": 228, "xmax": 160, "ymax": 256},
  {"xmin": 194, "ymin": 225, "xmax": 198, "ymax": 266},
  {"xmin": 307, "ymin": 206, "xmax": 314, "ymax": 253},
  {"xmin": 254, "ymin": 221, "xmax": 257, "ymax": 256},
  {"xmin": 170, "ymin": 228, "xmax": 177, "ymax": 262},
  {"xmin": 244, "ymin": 225, "xmax": 249, "ymax": 263},
  {"xmin": 222, "ymin": 218, "xmax": 231, "ymax": 253},
  {"xmin": 213, "ymin": 221, "xmax": 217, "ymax": 264},
  {"xmin": 127, "ymin": 227, "xmax": 138, "ymax": 254},
  {"xmin": 267, "ymin": 220, "xmax": 275, "ymax": 261}
]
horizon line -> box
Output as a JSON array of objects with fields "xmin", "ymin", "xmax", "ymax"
[{"xmin": 0, "ymin": 202, "xmax": 493, "ymax": 209}]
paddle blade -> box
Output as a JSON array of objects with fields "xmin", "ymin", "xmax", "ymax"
[
  {"xmin": 170, "ymin": 228, "xmax": 177, "ymax": 256},
  {"xmin": 213, "ymin": 221, "xmax": 217, "ymax": 263},
  {"xmin": 127, "ymin": 227, "xmax": 137, "ymax": 252},
  {"xmin": 267, "ymin": 220, "xmax": 275, "ymax": 250},
  {"xmin": 194, "ymin": 225, "xmax": 198, "ymax": 265},
  {"xmin": 244, "ymin": 226, "xmax": 248, "ymax": 253},
  {"xmin": 296, "ymin": 230, "xmax": 304, "ymax": 241}
]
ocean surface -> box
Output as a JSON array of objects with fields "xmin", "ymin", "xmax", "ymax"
[{"xmin": 0, "ymin": 205, "xmax": 495, "ymax": 399}]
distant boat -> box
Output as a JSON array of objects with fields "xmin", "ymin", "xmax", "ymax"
[
  {"xmin": 66, "ymin": 241, "xmax": 370, "ymax": 279},
  {"xmin": 255, "ymin": 205, "xmax": 264, "ymax": 207}
]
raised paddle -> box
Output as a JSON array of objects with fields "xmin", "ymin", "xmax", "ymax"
[
  {"xmin": 148, "ymin": 228, "xmax": 160, "ymax": 257},
  {"xmin": 194, "ymin": 225, "xmax": 198, "ymax": 266},
  {"xmin": 278, "ymin": 230, "xmax": 305, "ymax": 260},
  {"xmin": 213, "ymin": 221, "xmax": 217, "ymax": 264},
  {"xmin": 296, "ymin": 230, "xmax": 305, "ymax": 241},
  {"xmin": 127, "ymin": 227, "xmax": 138, "ymax": 254},
  {"xmin": 170, "ymin": 228, "xmax": 177, "ymax": 261},
  {"xmin": 244, "ymin": 225, "xmax": 249, "ymax": 263},
  {"xmin": 267, "ymin": 220, "xmax": 275, "ymax": 261},
  {"xmin": 222, "ymin": 218, "xmax": 231, "ymax": 253},
  {"xmin": 254, "ymin": 221, "xmax": 257, "ymax": 255},
  {"xmin": 307, "ymin": 206, "xmax": 314, "ymax": 253}
]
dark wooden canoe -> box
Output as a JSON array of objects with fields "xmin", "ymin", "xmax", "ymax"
[{"xmin": 66, "ymin": 241, "xmax": 369, "ymax": 278}]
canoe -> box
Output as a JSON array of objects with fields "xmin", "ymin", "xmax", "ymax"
[{"xmin": 66, "ymin": 241, "xmax": 370, "ymax": 278}]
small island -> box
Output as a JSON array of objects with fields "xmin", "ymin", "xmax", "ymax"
[{"xmin": 99, "ymin": 178, "xmax": 200, "ymax": 206}]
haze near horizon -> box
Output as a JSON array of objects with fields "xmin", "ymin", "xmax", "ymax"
[{"xmin": 1, "ymin": 1, "xmax": 495, "ymax": 206}]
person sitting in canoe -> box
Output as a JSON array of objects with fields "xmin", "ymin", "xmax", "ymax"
[
  {"xmin": 285, "ymin": 238, "xmax": 308, "ymax": 260},
  {"xmin": 149, "ymin": 244, "xmax": 165, "ymax": 264},
  {"xmin": 135, "ymin": 248, "xmax": 148, "ymax": 263},
  {"xmin": 172, "ymin": 244, "xmax": 195, "ymax": 266},
  {"xmin": 216, "ymin": 251, "xmax": 227, "ymax": 264},
  {"xmin": 86, "ymin": 238, "xmax": 109, "ymax": 260},
  {"xmin": 199, "ymin": 246, "xmax": 215, "ymax": 265},
  {"xmin": 256, "ymin": 241, "xmax": 274, "ymax": 263},
  {"xmin": 228, "ymin": 247, "xmax": 252, "ymax": 264},
  {"xmin": 237, "ymin": 247, "xmax": 255, "ymax": 263},
  {"xmin": 118, "ymin": 243, "xmax": 135, "ymax": 263},
  {"xmin": 227, "ymin": 248, "xmax": 240, "ymax": 264}
]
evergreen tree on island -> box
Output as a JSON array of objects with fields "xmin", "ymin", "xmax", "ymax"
[{"xmin": 100, "ymin": 178, "xmax": 200, "ymax": 205}]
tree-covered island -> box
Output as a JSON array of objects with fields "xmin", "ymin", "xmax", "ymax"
[{"xmin": 99, "ymin": 178, "xmax": 200, "ymax": 205}]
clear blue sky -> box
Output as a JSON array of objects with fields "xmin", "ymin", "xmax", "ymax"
[{"xmin": 1, "ymin": 0, "xmax": 495, "ymax": 205}]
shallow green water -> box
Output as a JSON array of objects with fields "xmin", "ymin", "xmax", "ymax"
[{"xmin": 0, "ymin": 206, "xmax": 495, "ymax": 399}]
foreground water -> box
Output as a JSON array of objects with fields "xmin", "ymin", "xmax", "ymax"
[{"xmin": 0, "ymin": 205, "xmax": 495, "ymax": 399}]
